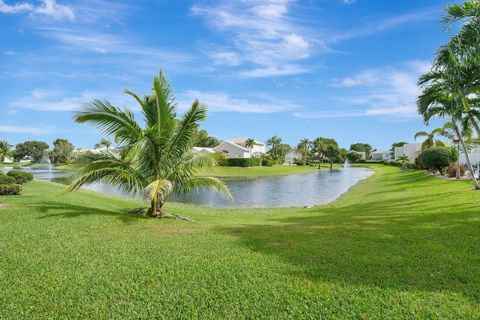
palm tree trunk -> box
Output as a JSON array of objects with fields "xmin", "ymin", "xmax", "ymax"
[
  {"xmin": 456, "ymin": 142, "xmax": 460, "ymax": 180},
  {"xmin": 461, "ymin": 96, "xmax": 480, "ymax": 138},
  {"xmin": 452, "ymin": 119, "xmax": 480, "ymax": 190},
  {"xmin": 149, "ymin": 198, "xmax": 165, "ymax": 217}
]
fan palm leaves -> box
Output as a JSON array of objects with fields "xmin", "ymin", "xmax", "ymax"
[
  {"xmin": 414, "ymin": 128, "xmax": 447, "ymax": 150},
  {"xmin": 0, "ymin": 140, "xmax": 9, "ymax": 162},
  {"xmin": 67, "ymin": 70, "xmax": 231, "ymax": 217}
]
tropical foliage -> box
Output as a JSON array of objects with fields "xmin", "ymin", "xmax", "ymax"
[
  {"xmin": 67, "ymin": 70, "xmax": 231, "ymax": 217},
  {"xmin": 0, "ymin": 140, "xmax": 9, "ymax": 162},
  {"xmin": 414, "ymin": 128, "xmax": 447, "ymax": 150},
  {"xmin": 266, "ymin": 136, "xmax": 290, "ymax": 164},
  {"xmin": 13, "ymin": 140, "xmax": 49, "ymax": 163}
]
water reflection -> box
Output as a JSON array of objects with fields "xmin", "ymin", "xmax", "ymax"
[{"xmin": 1, "ymin": 166, "xmax": 372, "ymax": 208}]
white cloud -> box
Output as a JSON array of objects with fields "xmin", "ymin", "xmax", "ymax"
[
  {"xmin": 239, "ymin": 64, "xmax": 310, "ymax": 78},
  {"xmin": 181, "ymin": 91, "xmax": 295, "ymax": 113},
  {"xmin": 0, "ymin": 124, "xmax": 51, "ymax": 135},
  {"xmin": 0, "ymin": 0, "xmax": 74, "ymax": 21},
  {"xmin": 296, "ymin": 60, "xmax": 430, "ymax": 119},
  {"xmin": 192, "ymin": 0, "xmax": 314, "ymax": 77},
  {"xmin": 8, "ymin": 89, "xmax": 132, "ymax": 112},
  {"xmin": 343, "ymin": 0, "xmax": 355, "ymax": 4}
]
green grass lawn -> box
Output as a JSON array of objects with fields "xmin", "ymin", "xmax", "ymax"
[
  {"xmin": 1, "ymin": 165, "xmax": 480, "ymax": 318},
  {"xmin": 198, "ymin": 164, "xmax": 333, "ymax": 177}
]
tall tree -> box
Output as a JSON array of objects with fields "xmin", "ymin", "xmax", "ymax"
[
  {"xmin": 349, "ymin": 143, "xmax": 372, "ymax": 160},
  {"xmin": 0, "ymin": 140, "xmax": 9, "ymax": 162},
  {"xmin": 51, "ymin": 139, "xmax": 75, "ymax": 164},
  {"xmin": 266, "ymin": 135, "xmax": 284, "ymax": 164},
  {"xmin": 192, "ymin": 129, "xmax": 220, "ymax": 148},
  {"xmin": 297, "ymin": 138, "xmax": 311, "ymax": 166},
  {"xmin": 245, "ymin": 138, "xmax": 255, "ymax": 153},
  {"xmin": 99, "ymin": 138, "xmax": 111, "ymax": 151},
  {"xmin": 67, "ymin": 70, "xmax": 231, "ymax": 217},
  {"xmin": 13, "ymin": 141, "xmax": 49, "ymax": 163},
  {"xmin": 417, "ymin": 77, "xmax": 480, "ymax": 189},
  {"xmin": 414, "ymin": 128, "xmax": 447, "ymax": 150}
]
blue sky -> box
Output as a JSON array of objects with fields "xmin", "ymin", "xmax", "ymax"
[{"xmin": 0, "ymin": 0, "xmax": 456, "ymax": 150}]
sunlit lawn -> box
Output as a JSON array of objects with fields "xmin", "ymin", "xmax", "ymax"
[{"xmin": 1, "ymin": 165, "xmax": 479, "ymax": 318}]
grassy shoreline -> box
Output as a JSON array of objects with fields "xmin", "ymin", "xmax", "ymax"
[{"xmin": 1, "ymin": 165, "xmax": 480, "ymax": 318}]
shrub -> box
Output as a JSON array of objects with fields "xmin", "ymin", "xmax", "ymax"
[
  {"xmin": 417, "ymin": 148, "xmax": 452, "ymax": 175},
  {"xmin": 0, "ymin": 174, "xmax": 16, "ymax": 185},
  {"xmin": 226, "ymin": 158, "xmax": 262, "ymax": 167},
  {"xmin": 0, "ymin": 184, "xmax": 22, "ymax": 195},
  {"xmin": 7, "ymin": 170, "xmax": 34, "ymax": 184},
  {"xmin": 447, "ymin": 163, "xmax": 466, "ymax": 178},
  {"xmin": 383, "ymin": 160, "xmax": 416, "ymax": 170}
]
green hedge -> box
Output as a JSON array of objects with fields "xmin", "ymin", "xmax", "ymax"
[
  {"xmin": 0, "ymin": 184, "xmax": 22, "ymax": 195},
  {"xmin": 226, "ymin": 158, "xmax": 262, "ymax": 167},
  {"xmin": 7, "ymin": 170, "xmax": 34, "ymax": 184},
  {"xmin": 383, "ymin": 160, "xmax": 416, "ymax": 170},
  {"xmin": 0, "ymin": 174, "xmax": 16, "ymax": 185}
]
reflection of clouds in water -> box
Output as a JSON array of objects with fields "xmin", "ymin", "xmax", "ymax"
[{"xmin": 4, "ymin": 167, "xmax": 372, "ymax": 208}]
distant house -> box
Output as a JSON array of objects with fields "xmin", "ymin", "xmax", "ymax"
[
  {"xmin": 284, "ymin": 150, "xmax": 302, "ymax": 165},
  {"xmin": 19, "ymin": 156, "xmax": 33, "ymax": 163},
  {"xmin": 3, "ymin": 156, "xmax": 13, "ymax": 163},
  {"xmin": 192, "ymin": 147, "xmax": 216, "ymax": 155},
  {"xmin": 349, "ymin": 150, "xmax": 367, "ymax": 160},
  {"xmin": 213, "ymin": 137, "xmax": 266, "ymax": 159},
  {"xmin": 394, "ymin": 143, "xmax": 422, "ymax": 161},
  {"xmin": 371, "ymin": 150, "xmax": 391, "ymax": 161}
]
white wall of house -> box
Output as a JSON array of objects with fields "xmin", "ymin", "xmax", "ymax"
[
  {"xmin": 213, "ymin": 141, "xmax": 251, "ymax": 158},
  {"xmin": 394, "ymin": 143, "xmax": 422, "ymax": 161},
  {"xmin": 284, "ymin": 150, "xmax": 301, "ymax": 165},
  {"xmin": 459, "ymin": 146, "xmax": 480, "ymax": 167},
  {"xmin": 371, "ymin": 150, "xmax": 391, "ymax": 161},
  {"xmin": 228, "ymin": 137, "xmax": 266, "ymax": 157},
  {"xmin": 192, "ymin": 147, "xmax": 215, "ymax": 155}
]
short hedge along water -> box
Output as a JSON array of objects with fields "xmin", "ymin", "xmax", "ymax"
[{"xmin": 0, "ymin": 166, "xmax": 372, "ymax": 208}]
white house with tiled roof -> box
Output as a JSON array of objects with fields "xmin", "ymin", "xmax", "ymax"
[{"xmin": 213, "ymin": 137, "xmax": 266, "ymax": 159}]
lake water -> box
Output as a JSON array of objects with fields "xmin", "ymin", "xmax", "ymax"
[{"xmin": 1, "ymin": 166, "xmax": 372, "ymax": 208}]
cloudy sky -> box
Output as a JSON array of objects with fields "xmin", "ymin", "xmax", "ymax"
[{"xmin": 0, "ymin": 0, "xmax": 453, "ymax": 149}]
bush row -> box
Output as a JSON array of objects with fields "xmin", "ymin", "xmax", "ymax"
[
  {"xmin": 382, "ymin": 160, "xmax": 416, "ymax": 170},
  {"xmin": 226, "ymin": 158, "xmax": 262, "ymax": 167},
  {"xmin": 0, "ymin": 170, "xmax": 33, "ymax": 196}
]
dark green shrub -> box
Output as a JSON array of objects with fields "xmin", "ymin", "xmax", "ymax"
[
  {"xmin": 417, "ymin": 148, "xmax": 452, "ymax": 175},
  {"xmin": 261, "ymin": 159, "xmax": 272, "ymax": 167},
  {"xmin": 226, "ymin": 158, "xmax": 262, "ymax": 167},
  {"xmin": 0, "ymin": 174, "xmax": 16, "ymax": 185},
  {"xmin": 0, "ymin": 184, "xmax": 22, "ymax": 195},
  {"xmin": 7, "ymin": 170, "xmax": 34, "ymax": 184}
]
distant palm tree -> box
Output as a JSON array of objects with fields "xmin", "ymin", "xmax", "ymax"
[
  {"xmin": 297, "ymin": 138, "xmax": 311, "ymax": 166},
  {"xmin": 0, "ymin": 140, "xmax": 9, "ymax": 162},
  {"xmin": 67, "ymin": 70, "xmax": 231, "ymax": 217},
  {"xmin": 414, "ymin": 128, "xmax": 447, "ymax": 150},
  {"xmin": 397, "ymin": 155, "xmax": 410, "ymax": 171},
  {"xmin": 245, "ymin": 138, "xmax": 255, "ymax": 154},
  {"xmin": 266, "ymin": 135, "xmax": 282, "ymax": 164},
  {"xmin": 99, "ymin": 138, "xmax": 111, "ymax": 151}
]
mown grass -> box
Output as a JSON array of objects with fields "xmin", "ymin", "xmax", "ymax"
[{"xmin": 1, "ymin": 165, "xmax": 480, "ymax": 319}]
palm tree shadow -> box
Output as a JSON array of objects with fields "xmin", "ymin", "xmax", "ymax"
[
  {"xmin": 32, "ymin": 201, "xmax": 141, "ymax": 223},
  {"xmin": 218, "ymin": 195, "xmax": 480, "ymax": 300}
]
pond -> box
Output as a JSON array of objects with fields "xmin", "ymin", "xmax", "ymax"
[{"xmin": 0, "ymin": 166, "xmax": 373, "ymax": 208}]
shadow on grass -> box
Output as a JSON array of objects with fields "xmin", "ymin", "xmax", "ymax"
[
  {"xmin": 219, "ymin": 177, "xmax": 480, "ymax": 298},
  {"xmin": 31, "ymin": 201, "xmax": 141, "ymax": 224}
]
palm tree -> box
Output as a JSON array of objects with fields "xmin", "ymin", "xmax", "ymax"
[
  {"xmin": 442, "ymin": 121, "xmax": 463, "ymax": 180},
  {"xmin": 99, "ymin": 138, "xmax": 111, "ymax": 151},
  {"xmin": 0, "ymin": 140, "xmax": 9, "ymax": 162},
  {"xmin": 422, "ymin": 45, "xmax": 480, "ymax": 139},
  {"xmin": 417, "ymin": 77, "xmax": 480, "ymax": 189},
  {"xmin": 67, "ymin": 70, "xmax": 231, "ymax": 217},
  {"xmin": 397, "ymin": 155, "xmax": 410, "ymax": 171},
  {"xmin": 414, "ymin": 128, "xmax": 447, "ymax": 150},
  {"xmin": 266, "ymin": 135, "xmax": 282, "ymax": 164},
  {"xmin": 245, "ymin": 138, "xmax": 255, "ymax": 154},
  {"xmin": 312, "ymin": 137, "xmax": 327, "ymax": 169},
  {"xmin": 297, "ymin": 138, "xmax": 311, "ymax": 166}
]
